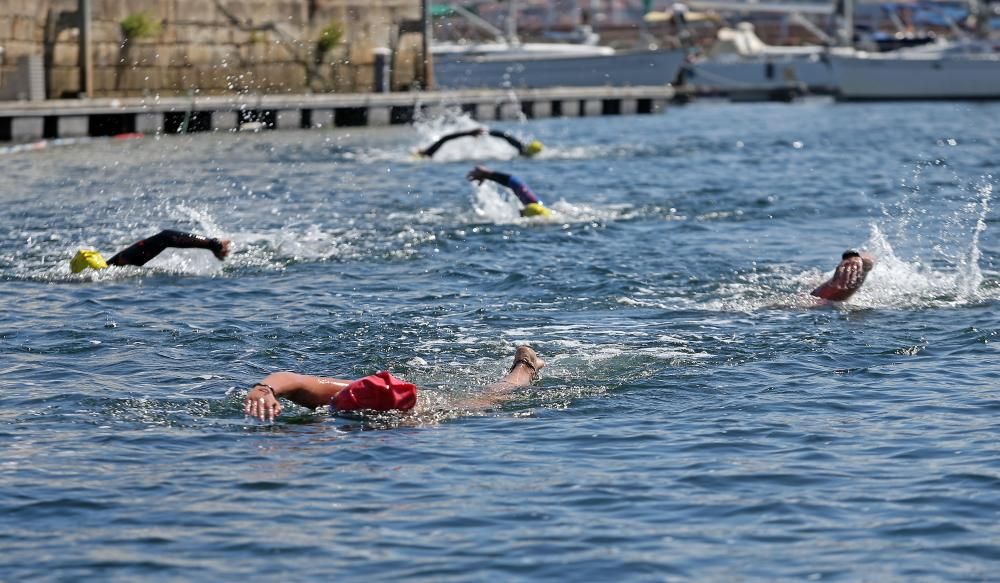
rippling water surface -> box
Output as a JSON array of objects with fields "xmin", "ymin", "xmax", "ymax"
[{"xmin": 2, "ymin": 100, "xmax": 999, "ymax": 580}]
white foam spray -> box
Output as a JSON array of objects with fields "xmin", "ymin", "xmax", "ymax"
[{"xmin": 707, "ymin": 172, "xmax": 995, "ymax": 311}]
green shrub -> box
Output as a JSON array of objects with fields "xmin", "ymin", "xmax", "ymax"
[
  {"xmin": 120, "ymin": 13, "xmax": 162, "ymax": 40},
  {"xmin": 316, "ymin": 22, "xmax": 343, "ymax": 55}
]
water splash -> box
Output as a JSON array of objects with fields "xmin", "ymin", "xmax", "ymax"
[
  {"xmin": 413, "ymin": 109, "xmax": 523, "ymax": 162},
  {"xmin": 705, "ymin": 172, "xmax": 995, "ymax": 312},
  {"xmin": 857, "ymin": 224, "xmax": 969, "ymax": 308},
  {"xmin": 470, "ymin": 181, "xmax": 523, "ymax": 222},
  {"xmin": 467, "ymin": 180, "xmax": 655, "ymax": 226},
  {"xmin": 412, "ymin": 105, "xmax": 480, "ymax": 143},
  {"xmin": 959, "ymin": 180, "xmax": 991, "ymax": 297},
  {"xmin": 859, "ymin": 174, "xmax": 994, "ymax": 308}
]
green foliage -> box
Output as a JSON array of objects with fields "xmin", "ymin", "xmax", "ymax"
[
  {"xmin": 120, "ymin": 13, "xmax": 162, "ymax": 40},
  {"xmin": 316, "ymin": 22, "xmax": 343, "ymax": 55}
]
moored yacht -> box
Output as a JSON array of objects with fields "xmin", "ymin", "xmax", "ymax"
[
  {"xmin": 430, "ymin": 2, "xmax": 685, "ymax": 90},
  {"xmin": 433, "ymin": 41, "xmax": 686, "ymax": 89},
  {"xmin": 829, "ymin": 38, "xmax": 1000, "ymax": 100}
]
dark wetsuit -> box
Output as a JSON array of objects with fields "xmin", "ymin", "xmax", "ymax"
[
  {"xmin": 486, "ymin": 130, "xmax": 530, "ymax": 156},
  {"xmin": 107, "ymin": 230, "xmax": 226, "ymax": 267},
  {"xmin": 421, "ymin": 129, "xmax": 532, "ymax": 158},
  {"xmin": 420, "ymin": 129, "xmax": 481, "ymax": 158},
  {"xmin": 476, "ymin": 170, "xmax": 541, "ymax": 206}
]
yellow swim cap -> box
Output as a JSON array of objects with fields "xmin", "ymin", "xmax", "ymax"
[
  {"xmin": 70, "ymin": 249, "xmax": 108, "ymax": 273},
  {"xmin": 522, "ymin": 202, "xmax": 552, "ymax": 218},
  {"xmin": 525, "ymin": 140, "xmax": 544, "ymax": 156}
]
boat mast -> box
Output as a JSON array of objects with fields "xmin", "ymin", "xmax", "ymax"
[
  {"xmin": 836, "ymin": 0, "xmax": 854, "ymax": 46},
  {"xmin": 970, "ymin": 0, "xmax": 991, "ymax": 38},
  {"xmin": 507, "ymin": 0, "xmax": 520, "ymax": 45}
]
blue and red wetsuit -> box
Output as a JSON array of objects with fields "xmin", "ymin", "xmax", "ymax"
[{"xmin": 478, "ymin": 170, "xmax": 540, "ymax": 206}]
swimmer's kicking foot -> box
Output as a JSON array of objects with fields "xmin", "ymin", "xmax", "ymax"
[
  {"xmin": 810, "ymin": 250, "xmax": 875, "ymax": 302},
  {"xmin": 489, "ymin": 345, "xmax": 546, "ymax": 388},
  {"xmin": 462, "ymin": 345, "xmax": 546, "ymax": 410}
]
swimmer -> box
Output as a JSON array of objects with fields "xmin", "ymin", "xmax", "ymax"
[
  {"xmin": 418, "ymin": 127, "xmax": 544, "ymax": 158},
  {"xmin": 70, "ymin": 229, "xmax": 231, "ymax": 273},
  {"xmin": 810, "ymin": 250, "xmax": 875, "ymax": 302},
  {"xmin": 466, "ymin": 165, "xmax": 553, "ymax": 218},
  {"xmin": 244, "ymin": 345, "xmax": 545, "ymax": 422}
]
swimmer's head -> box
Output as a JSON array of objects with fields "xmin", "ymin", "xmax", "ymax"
[
  {"xmin": 525, "ymin": 140, "xmax": 544, "ymax": 156},
  {"xmin": 70, "ymin": 249, "xmax": 108, "ymax": 273},
  {"xmin": 842, "ymin": 250, "xmax": 861, "ymax": 260},
  {"xmin": 522, "ymin": 202, "xmax": 552, "ymax": 218}
]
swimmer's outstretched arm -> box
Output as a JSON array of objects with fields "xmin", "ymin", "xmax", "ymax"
[
  {"xmin": 487, "ymin": 129, "xmax": 527, "ymax": 154},
  {"xmin": 107, "ymin": 229, "xmax": 230, "ymax": 267},
  {"xmin": 466, "ymin": 166, "xmax": 541, "ymax": 206},
  {"xmin": 419, "ymin": 128, "xmax": 485, "ymax": 158},
  {"xmin": 245, "ymin": 372, "xmax": 353, "ymax": 421}
]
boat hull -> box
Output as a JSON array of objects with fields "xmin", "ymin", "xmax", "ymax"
[
  {"xmin": 830, "ymin": 52, "xmax": 1000, "ymax": 100},
  {"xmin": 433, "ymin": 50, "xmax": 686, "ymax": 90},
  {"xmin": 686, "ymin": 57, "xmax": 836, "ymax": 95}
]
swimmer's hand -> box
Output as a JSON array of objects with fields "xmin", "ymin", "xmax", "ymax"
[
  {"xmin": 245, "ymin": 384, "xmax": 282, "ymax": 422},
  {"xmin": 810, "ymin": 252, "xmax": 876, "ymax": 301},
  {"xmin": 860, "ymin": 252, "xmax": 875, "ymax": 273},
  {"xmin": 214, "ymin": 239, "xmax": 231, "ymax": 261},
  {"xmin": 467, "ymin": 165, "xmax": 491, "ymax": 184}
]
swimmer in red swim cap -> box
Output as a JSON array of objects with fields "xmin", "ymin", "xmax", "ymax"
[
  {"xmin": 810, "ymin": 250, "xmax": 875, "ymax": 302},
  {"xmin": 244, "ymin": 346, "xmax": 545, "ymax": 422}
]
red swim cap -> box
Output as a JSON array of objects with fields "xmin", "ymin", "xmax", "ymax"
[{"xmin": 331, "ymin": 371, "xmax": 417, "ymax": 412}]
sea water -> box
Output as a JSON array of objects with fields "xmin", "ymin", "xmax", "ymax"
[{"xmin": 1, "ymin": 100, "xmax": 999, "ymax": 580}]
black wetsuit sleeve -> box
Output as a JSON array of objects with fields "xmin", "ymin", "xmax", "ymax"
[
  {"xmin": 488, "ymin": 130, "xmax": 527, "ymax": 155},
  {"xmin": 107, "ymin": 230, "xmax": 224, "ymax": 267},
  {"xmin": 421, "ymin": 129, "xmax": 480, "ymax": 158}
]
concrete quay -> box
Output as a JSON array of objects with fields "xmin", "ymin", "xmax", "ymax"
[{"xmin": 0, "ymin": 86, "xmax": 675, "ymax": 142}]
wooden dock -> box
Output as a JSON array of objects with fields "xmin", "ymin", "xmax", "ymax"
[{"xmin": 0, "ymin": 86, "xmax": 676, "ymax": 142}]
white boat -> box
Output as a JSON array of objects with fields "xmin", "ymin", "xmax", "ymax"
[
  {"xmin": 684, "ymin": 23, "xmax": 837, "ymax": 97},
  {"xmin": 829, "ymin": 39, "xmax": 1000, "ymax": 100},
  {"xmin": 430, "ymin": 2, "xmax": 685, "ymax": 90},
  {"xmin": 433, "ymin": 41, "xmax": 686, "ymax": 90}
]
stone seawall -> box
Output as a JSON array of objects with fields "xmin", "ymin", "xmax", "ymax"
[{"xmin": 0, "ymin": 0, "xmax": 423, "ymax": 98}]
